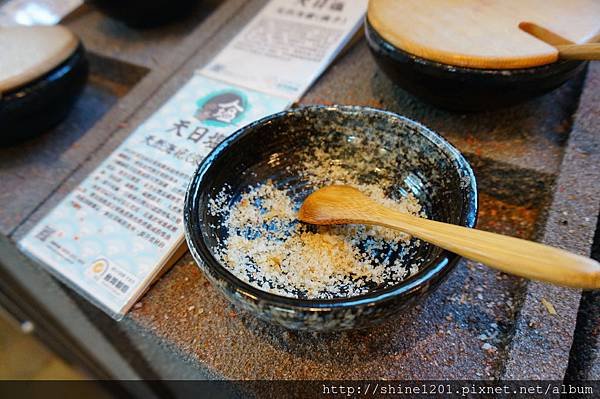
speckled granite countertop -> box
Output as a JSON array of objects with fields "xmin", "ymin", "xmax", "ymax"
[{"xmin": 1, "ymin": 0, "xmax": 599, "ymax": 383}]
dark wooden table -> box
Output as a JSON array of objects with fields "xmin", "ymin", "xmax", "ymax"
[{"xmin": 0, "ymin": 0, "xmax": 599, "ymax": 390}]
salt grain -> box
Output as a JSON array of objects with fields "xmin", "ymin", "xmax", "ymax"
[{"xmin": 209, "ymin": 144, "xmax": 425, "ymax": 300}]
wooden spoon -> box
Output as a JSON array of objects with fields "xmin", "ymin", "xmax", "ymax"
[
  {"xmin": 556, "ymin": 43, "xmax": 600, "ymax": 61},
  {"xmin": 518, "ymin": 22, "xmax": 600, "ymax": 61},
  {"xmin": 298, "ymin": 185, "xmax": 600, "ymax": 289}
]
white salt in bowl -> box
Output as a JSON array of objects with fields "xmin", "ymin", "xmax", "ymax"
[{"xmin": 184, "ymin": 105, "xmax": 478, "ymax": 331}]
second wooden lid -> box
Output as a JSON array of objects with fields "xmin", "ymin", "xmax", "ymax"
[
  {"xmin": 0, "ymin": 25, "xmax": 79, "ymax": 94},
  {"xmin": 368, "ymin": 0, "xmax": 600, "ymax": 69}
]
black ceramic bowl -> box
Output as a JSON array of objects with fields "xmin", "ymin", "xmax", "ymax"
[
  {"xmin": 184, "ymin": 105, "xmax": 478, "ymax": 331},
  {"xmin": 0, "ymin": 44, "xmax": 88, "ymax": 145},
  {"xmin": 88, "ymin": 0, "xmax": 200, "ymax": 28},
  {"xmin": 365, "ymin": 19, "xmax": 587, "ymax": 112}
]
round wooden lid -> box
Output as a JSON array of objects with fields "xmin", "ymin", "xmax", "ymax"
[
  {"xmin": 0, "ymin": 25, "xmax": 78, "ymax": 94},
  {"xmin": 368, "ymin": 0, "xmax": 600, "ymax": 69}
]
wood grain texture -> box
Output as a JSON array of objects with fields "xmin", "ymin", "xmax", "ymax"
[
  {"xmin": 368, "ymin": 0, "xmax": 600, "ymax": 69},
  {"xmin": 299, "ymin": 186, "xmax": 600, "ymax": 289},
  {"xmin": 0, "ymin": 26, "xmax": 78, "ymax": 93},
  {"xmin": 557, "ymin": 43, "xmax": 600, "ymax": 60}
]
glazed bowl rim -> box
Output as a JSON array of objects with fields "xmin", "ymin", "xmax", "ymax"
[
  {"xmin": 184, "ymin": 105, "xmax": 478, "ymax": 310},
  {"xmin": 364, "ymin": 17, "xmax": 579, "ymax": 75}
]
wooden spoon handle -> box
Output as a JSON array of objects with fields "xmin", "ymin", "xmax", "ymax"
[
  {"xmin": 556, "ymin": 43, "xmax": 600, "ymax": 60},
  {"xmin": 370, "ymin": 208, "xmax": 600, "ymax": 289}
]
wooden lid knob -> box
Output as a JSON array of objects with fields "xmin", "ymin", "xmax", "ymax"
[
  {"xmin": 368, "ymin": 0, "xmax": 600, "ymax": 69},
  {"xmin": 0, "ymin": 25, "xmax": 78, "ymax": 93}
]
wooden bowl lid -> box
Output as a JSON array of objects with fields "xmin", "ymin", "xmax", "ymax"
[
  {"xmin": 0, "ymin": 26, "xmax": 78, "ymax": 94},
  {"xmin": 368, "ymin": 0, "xmax": 600, "ymax": 69}
]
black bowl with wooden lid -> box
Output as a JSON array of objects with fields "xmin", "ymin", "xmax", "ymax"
[
  {"xmin": 365, "ymin": 0, "xmax": 600, "ymax": 111},
  {"xmin": 0, "ymin": 26, "xmax": 88, "ymax": 145}
]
